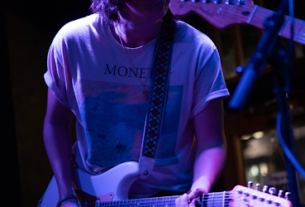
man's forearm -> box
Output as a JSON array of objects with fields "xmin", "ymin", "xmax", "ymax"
[
  {"xmin": 43, "ymin": 122, "xmax": 74, "ymax": 197},
  {"xmin": 191, "ymin": 147, "xmax": 226, "ymax": 192}
]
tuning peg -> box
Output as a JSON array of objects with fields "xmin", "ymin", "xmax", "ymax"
[
  {"xmin": 247, "ymin": 181, "xmax": 253, "ymax": 188},
  {"xmin": 262, "ymin": 185, "xmax": 268, "ymax": 193},
  {"xmin": 278, "ymin": 190, "xmax": 283, "ymax": 197},
  {"xmin": 95, "ymin": 198, "xmax": 101, "ymax": 207},
  {"xmin": 214, "ymin": 0, "xmax": 222, "ymax": 3},
  {"xmin": 225, "ymin": 0, "xmax": 234, "ymax": 4},
  {"xmin": 255, "ymin": 183, "xmax": 260, "ymax": 191},
  {"xmin": 268, "ymin": 187, "xmax": 277, "ymax": 195},
  {"xmin": 285, "ymin": 192, "xmax": 291, "ymax": 200},
  {"xmin": 275, "ymin": 200, "xmax": 281, "ymax": 206},
  {"xmin": 82, "ymin": 200, "xmax": 88, "ymax": 207},
  {"xmin": 237, "ymin": 0, "xmax": 245, "ymax": 5},
  {"xmin": 237, "ymin": 188, "xmax": 243, "ymax": 194}
]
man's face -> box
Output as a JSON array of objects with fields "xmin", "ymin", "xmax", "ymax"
[{"xmin": 123, "ymin": 0, "xmax": 170, "ymax": 22}]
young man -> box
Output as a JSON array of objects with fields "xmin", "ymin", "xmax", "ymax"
[{"xmin": 43, "ymin": 0, "xmax": 229, "ymax": 206}]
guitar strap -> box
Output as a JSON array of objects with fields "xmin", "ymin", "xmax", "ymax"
[{"xmin": 139, "ymin": 19, "xmax": 176, "ymax": 179}]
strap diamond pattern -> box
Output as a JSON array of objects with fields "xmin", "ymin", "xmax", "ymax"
[{"xmin": 142, "ymin": 19, "xmax": 176, "ymax": 159}]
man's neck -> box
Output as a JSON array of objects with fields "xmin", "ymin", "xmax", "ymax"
[{"xmin": 111, "ymin": 15, "xmax": 163, "ymax": 48}]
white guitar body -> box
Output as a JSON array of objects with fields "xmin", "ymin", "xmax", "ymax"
[{"xmin": 40, "ymin": 161, "xmax": 140, "ymax": 207}]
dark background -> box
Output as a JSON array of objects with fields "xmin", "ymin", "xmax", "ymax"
[{"xmin": 1, "ymin": 0, "xmax": 305, "ymax": 206}]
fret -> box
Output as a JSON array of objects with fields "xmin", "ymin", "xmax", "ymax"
[
  {"xmin": 278, "ymin": 16, "xmax": 288, "ymax": 36},
  {"xmin": 222, "ymin": 191, "xmax": 225, "ymax": 207},
  {"xmin": 157, "ymin": 196, "xmax": 162, "ymax": 207},
  {"xmin": 163, "ymin": 196, "xmax": 166, "ymax": 207},
  {"xmin": 202, "ymin": 193, "xmax": 208, "ymax": 206},
  {"xmin": 249, "ymin": 6, "xmax": 273, "ymax": 30},
  {"xmin": 170, "ymin": 0, "xmax": 305, "ymax": 46},
  {"xmin": 138, "ymin": 198, "xmax": 142, "ymax": 206},
  {"xmin": 147, "ymin": 197, "xmax": 152, "ymax": 207},
  {"xmin": 168, "ymin": 195, "xmax": 171, "ymax": 207},
  {"xmin": 294, "ymin": 21, "xmax": 305, "ymax": 45},
  {"xmin": 246, "ymin": 6, "xmax": 305, "ymax": 46},
  {"xmin": 278, "ymin": 17, "xmax": 304, "ymax": 41},
  {"xmin": 246, "ymin": 5, "xmax": 258, "ymax": 24},
  {"xmin": 166, "ymin": 196, "xmax": 169, "ymax": 207},
  {"xmin": 153, "ymin": 196, "xmax": 158, "ymax": 207},
  {"xmin": 148, "ymin": 197, "xmax": 152, "ymax": 207},
  {"xmin": 212, "ymin": 192, "xmax": 215, "ymax": 206}
]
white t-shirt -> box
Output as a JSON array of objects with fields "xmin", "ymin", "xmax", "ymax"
[{"xmin": 45, "ymin": 14, "xmax": 229, "ymax": 197}]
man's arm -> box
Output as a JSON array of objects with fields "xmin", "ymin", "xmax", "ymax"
[
  {"xmin": 43, "ymin": 88, "xmax": 78, "ymax": 206},
  {"xmin": 175, "ymin": 98, "xmax": 226, "ymax": 207}
]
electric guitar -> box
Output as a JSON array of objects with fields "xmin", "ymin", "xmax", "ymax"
[
  {"xmin": 40, "ymin": 161, "xmax": 292, "ymax": 207},
  {"xmin": 169, "ymin": 0, "xmax": 305, "ymax": 45}
]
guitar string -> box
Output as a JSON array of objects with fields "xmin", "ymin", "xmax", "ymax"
[
  {"xmin": 99, "ymin": 201, "xmax": 237, "ymax": 207},
  {"xmin": 86, "ymin": 191, "xmax": 284, "ymax": 206},
  {"xmin": 96, "ymin": 192, "xmax": 276, "ymax": 203},
  {"xmin": 95, "ymin": 200, "xmax": 277, "ymax": 206},
  {"xmin": 96, "ymin": 196, "xmax": 233, "ymax": 206},
  {"xmin": 98, "ymin": 200, "xmax": 259, "ymax": 207}
]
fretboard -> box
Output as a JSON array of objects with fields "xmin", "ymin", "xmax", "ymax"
[
  {"xmin": 248, "ymin": 6, "xmax": 305, "ymax": 45},
  {"xmin": 98, "ymin": 191, "xmax": 230, "ymax": 207}
]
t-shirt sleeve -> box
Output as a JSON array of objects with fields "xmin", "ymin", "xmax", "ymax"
[
  {"xmin": 44, "ymin": 34, "xmax": 72, "ymax": 109},
  {"xmin": 189, "ymin": 46, "xmax": 229, "ymax": 119}
]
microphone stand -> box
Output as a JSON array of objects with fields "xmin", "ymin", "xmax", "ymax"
[{"xmin": 228, "ymin": 0, "xmax": 302, "ymax": 206}]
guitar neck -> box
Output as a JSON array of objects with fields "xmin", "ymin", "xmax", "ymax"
[
  {"xmin": 249, "ymin": 6, "xmax": 305, "ymax": 45},
  {"xmin": 170, "ymin": 0, "xmax": 305, "ymax": 46},
  {"xmin": 100, "ymin": 191, "xmax": 230, "ymax": 207}
]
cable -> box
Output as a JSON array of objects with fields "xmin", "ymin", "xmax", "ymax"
[
  {"xmin": 276, "ymin": 112, "xmax": 305, "ymax": 180},
  {"xmin": 288, "ymin": 0, "xmax": 294, "ymax": 58}
]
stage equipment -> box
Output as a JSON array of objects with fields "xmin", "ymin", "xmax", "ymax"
[{"xmin": 228, "ymin": 0, "xmax": 303, "ymax": 206}]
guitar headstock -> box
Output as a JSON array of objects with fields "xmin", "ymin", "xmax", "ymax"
[
  {"xmin": 169, "ymin": 0, "xmax": 257, "ymax": 29},
  {"xmin": 230, "ymin": 184, "xmax": 292, "ymax": 207}
]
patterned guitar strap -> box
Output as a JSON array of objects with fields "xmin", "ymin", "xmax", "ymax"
[{"xmin": 139, "ymin": 19, "xmax": 176, "ymax": 179}]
